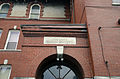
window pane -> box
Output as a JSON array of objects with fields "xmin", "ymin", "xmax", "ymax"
[
  {"xmin": 0, "ymin": 30, "xmax": 2, "ymax": 38},
  {"xmin": 6, "ymin": 42, "xmax": 17, "ymax": 49},
  {"xmin": 64, "ymin": 71, "xmax": 76, "ymax": 79},
  {"xmin": 0, "ymin": 13, "xmax": 7, "ymax": 18},
  {"xmin": 30, "ymin": 14, "xmax": 39, "ymax": 19},
  {"xmin": 1, "ymin": 4, "xmax": 10, "ymax": 12},
  {"xmin": 60, "ymin": 66, "xmax": 70, "ymax": 78},
  {"xmin": 0, "ymin": 65, "xmax": 11, "ymax": 79},
  {"xmin": 0, "ymin": 4, "xmax": 9, "ymax": 18},
  {"xmin": 31, "ymin": 5, "xmax": 40, "ymax": 13},
  {"xmin": 43, "ymin": 65, "xmax": 77, "ymax": 79},
  {"xmin": 30, "ymin": 5, "xmax": 40, "ymax": 19},
  {"xmin": 113, "ymin": 0, "xmax": 120, "ymax": 3},
  {"xmin": 5, "ymin": 30, "xmax": 20, "ymax": 49},
  {"xmin": 49, "ymin": 66, "xmax": 59, "ymax": 77},
  {"xmin": 43, "ymin": 70, "xmax": 56, "ymax": 79},
  {"xmin": 9, "ymin": 31, "xmax": 20, "ymax": 42}
]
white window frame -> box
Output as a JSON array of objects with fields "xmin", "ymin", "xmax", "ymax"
[
  {"xmin": 0, "ymin": 65, "xmax": 12, "ymax": 79},
  {"xmin": 29, "ymin": 4, "xmax": 41, "ymax": 19},
  {"xmin": 4, "ymin": 30, "xmax": 20, "ymax": 50},
  {"xmin": 0, "ymin": 30, "xmax": 2, "ymax": 38},
  {"xmin": 112, "ymin": 0, "xmax": 120, "ymax": 6},
  {"xmin": 0, "ymin": 3, "xmax": 10, "ymax": 18}
]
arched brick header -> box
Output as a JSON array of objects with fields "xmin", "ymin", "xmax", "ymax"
[{"xmin": 36, "ymin": 54, "xmax": 84, "ymax": 79}]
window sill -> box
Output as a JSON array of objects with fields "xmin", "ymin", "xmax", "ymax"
[
  {"xmin": 112, "ymin": 3, "xmax": 120, "ymax": 6},
  {"xmin": 0, "ymin": 17, "xmax": 6, "ymax": 19},
  {"xmin": 0, "ymin": 17, "xmax": 70, "ymax": 21},
  {"xmin": 0, "ymin": 49, "xmax": 21, "ymax": 52}
]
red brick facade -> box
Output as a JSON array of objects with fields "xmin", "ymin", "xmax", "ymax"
[{"xmin": 0, "ymin": 0, "xmax": 120, "ymax": 79}]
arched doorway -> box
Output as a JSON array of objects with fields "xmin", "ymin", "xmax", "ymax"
[{"xmin": 36, "ymin": 54, "xmax": 84, "ymax": 79}]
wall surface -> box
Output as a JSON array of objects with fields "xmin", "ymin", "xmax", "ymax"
[
  {"xmin": 74, "ymin": 0, "xmax": 86, "ymax": 24},
  {"xmin": 1, "ymin": 0, "xmax": 120, "ymax": 79},
  {"xmin": 85, "ymin": 0, "xmax": 120, "ymax": 76},
  {"xmin": 0, "ymin": 20, "xmax": 92, "ymax": 78},
  {"xmin": 0, "ymin": 0, "xmax": 91, "ymax": 78}
]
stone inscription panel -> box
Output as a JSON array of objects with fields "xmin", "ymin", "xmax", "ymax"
[{"xmin": 44, "ymin": 37, "xmax": 76, "ymax": 44}]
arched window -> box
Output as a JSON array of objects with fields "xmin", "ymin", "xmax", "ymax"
[
  {"xmin": 0, "ymin": 3, "xmax": 10, "ymax": 18},
  {"xmin": 43, "ymin": 64, "xmax": 78, "ymax": 79},
  {"xmin": 30, "ymin": 4, "xmax": 40, "ymax": 19}
]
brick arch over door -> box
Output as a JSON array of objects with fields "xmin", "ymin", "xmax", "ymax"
[{"xmin": 35, "ymin": 54, "xmax": 84, "ymax": 79}]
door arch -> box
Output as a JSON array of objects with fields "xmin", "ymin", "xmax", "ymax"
[{"xmin": 36, "ymin": 54, "xmax": 84, "ymax": 79}]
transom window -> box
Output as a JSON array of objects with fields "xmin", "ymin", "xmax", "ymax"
[
  {"xmin": 0, "ymin": 3, "xmax": 10, "ymax": 18},
  {"xmin": 112, "ymin": 0, "xmax": 120, "ymax": 5},
  {"xmin": 43, "ymin": 65, "xmax": 78, "ymax": 79},
  {"xmin": 29, "ymin": 4, "xmax": 40, "ymax": 19},
  {"xmin": 0, "ymin": 65, "xmax": 12, "ymax": 79},
  {"xmin": 4, "ymin": 30, "xmax": 20, "ymax": 50}
]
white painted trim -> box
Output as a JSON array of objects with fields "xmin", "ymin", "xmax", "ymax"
[
  {"xmin": 4, "ymin": 30, "xmax": 20, "ymax": 50},
  {"xmin": 0, "ymin": 49, "xmax": 21, "ymax": 52},
  {"xmin": 112, "ymin": 3, "xmax": 120, "ymax": 5},
  {"xmin": 29, "ymin": 4, "xmax": 41, "ymax": 19},
  {"xmin": 2, "ymin": 17, "xmax": 70, "ymax": 21},
  {"xmin": 8, "ymin": 66, "xmax": 12, "ymax": 79},
  {"xmin": 0, "ymin": 30, "xmax": 2, "ymax": 38}
]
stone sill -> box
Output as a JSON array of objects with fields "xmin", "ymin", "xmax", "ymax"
[
  {"xmin": 0, "ymin": 49, "xmax": 22, "ymax": 52},
  {"xmin": 112, "ymin": 3, "xmax": 120, "ymax": 6},
  {"xmin": 0, "ymin": 17, "xmax": 70, "ymax": 21}
]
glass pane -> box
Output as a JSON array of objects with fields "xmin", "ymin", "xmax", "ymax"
[
  {"xmin": 43, "ymin": 65, "xmax": 77, "ymax": 79},
  {"xmin": 31, "ymin": 5, "xmax": 40, "ymax": 13},
  {"xmin": 1, "ymin": 4, "xmax": 10, "ymax": 12},
  {"xmin": 0, "ymin": 13, "xmax": 7, "ymax": 18},
  {"xmin": 0, "ymin": 65, "xmax": 11, "ymax": 79},
  {"xmin": 43, "ymin": 70, "xmax": 56, "ymax": 79},
  {"xmin": 30, "ymin": 14, "xmax": 39, "ymax": 19},
  {"xmin": 64, "ymin": 70, "xmax": 76, "ymax": 79},
  {"xmin": 6, "ymin": 42, "xmax": 17, "ymax": 49},
  {"xmin": 49, "ymin": 66, "xmax": 59, "ymax": 78},
  {"xmin": 60, "ymin": 65, "xmax": 70, "ymax": 78},
  {"xmin": 113, "ymin": 0, "xmax": 120, "ymax": 3},
  {"xmin": 0, "ymin": 30, "xmax": 2, "ymax": 38},
  {"xmin": 9, "ymin": 31, "xmax": 20, "ymax": 42}
]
